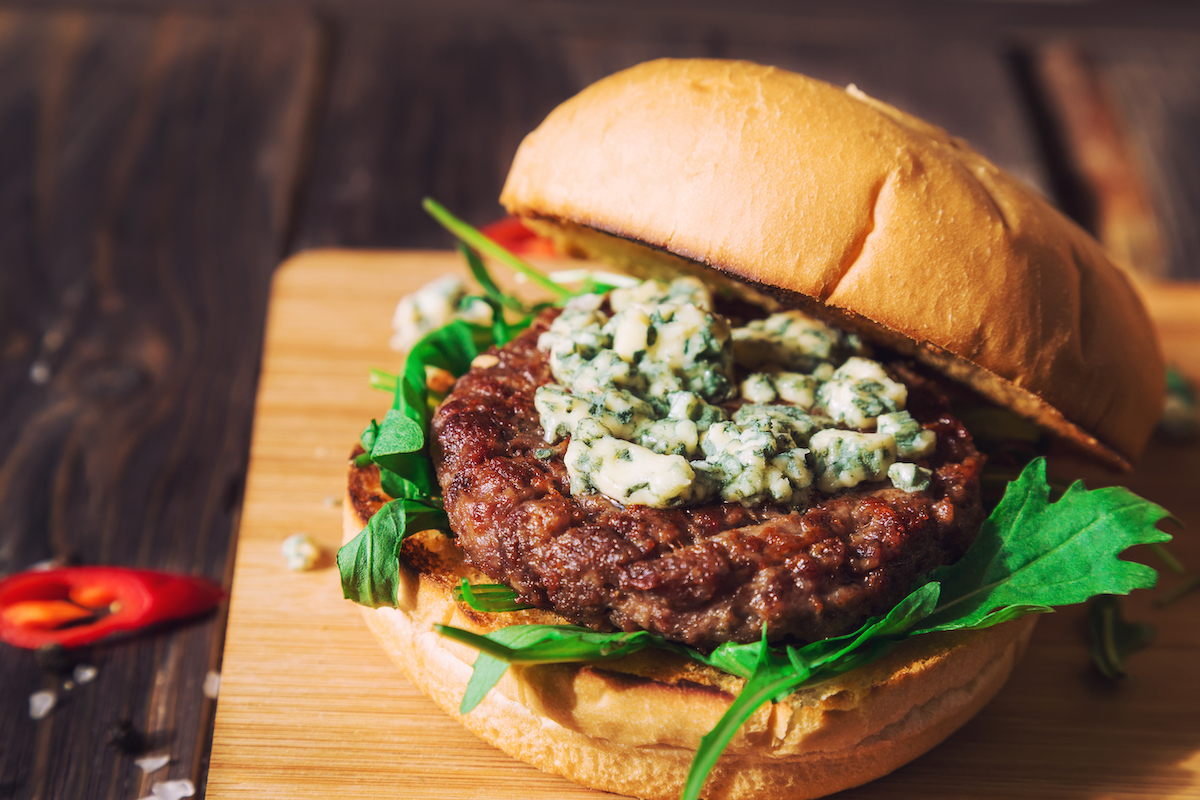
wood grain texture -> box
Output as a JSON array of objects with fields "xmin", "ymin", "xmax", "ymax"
[
  {"xmin": 1032, "ymin": 41, "xmax": 1169, "ymax": 278},
  {"xmin": 0, "ymin": 11, "xmax": 320, "ymax": 800},
  {"xmin": 207, "ymin": 250, "xmax": 1200, "ymax": 800},
  {"xmin": 1092, "ymin": 34, "xmax": 1200, "ymax": 281},
  {"xmin": 294, "ymin": 20, "xmax": 1049, "ymax": 250}
]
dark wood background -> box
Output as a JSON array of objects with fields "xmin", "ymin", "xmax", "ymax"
[{"xmin": 0, "ymin": 3, "xmax": 1197, "ymax": 798}]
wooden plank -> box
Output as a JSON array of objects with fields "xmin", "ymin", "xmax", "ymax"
[
  {"xmin": 1091, "ymin": 35, "xmax": 1200, "ymax": 281},
  {"xmin": 1030, "ymin": 41, "xmax": 1169, "ymax": 278},
  {"xmin": 294, "ymin": 22, "xmax": 1048, "ymax": 249},
  {"xmin": 208, "ymin": 249, "xmax": 1200, "ymax": 800},
  {"xmin": 0, "ymin": 10, "xmax": 320, "ymax": 800}
]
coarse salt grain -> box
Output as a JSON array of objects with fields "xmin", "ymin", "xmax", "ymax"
[
  {"xmin": 28, "ymin": 690, "xmax": 56, "ymax": 719},
  {"xmin": 135, "ymin": 754, "xmax": 171, "ymax": 773},
  {"xmin": 203, "ymin": 671, "xmax": 221, "ymax": 699},
  {"xmin": 29, "ymin": 361, "xmax": 50, "ymax": 384},
  {"xmin": 73, "ymin": 664, "xmax": 98, "ymax": 684}
]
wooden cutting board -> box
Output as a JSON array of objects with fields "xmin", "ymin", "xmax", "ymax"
[{"xmin": 206, "ymin": 250, "xmax": 1200, "ymax": 800}]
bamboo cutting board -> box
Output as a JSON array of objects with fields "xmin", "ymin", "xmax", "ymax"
[{"xmin": 207, "ymin": 250, "xmax": 1200, "ymax": 800}]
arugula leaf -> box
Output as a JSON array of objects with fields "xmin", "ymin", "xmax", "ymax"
[
  {"xmin": 379, "ymin": 465, "xmax": 437, "ymax": 501},
  {"xmin": 423, "ymin": 198, "xmax": 572, "ymax": 300},
  {"xmin": 457, "ymin": 626, "xmax": 580, "ymax": 714},
  {"xmin": 369, "ymin": 368, "xmax": 398, "ymax": 394},
  {"xmin": 682, "ymin": 584, "xmax": 940, "ymax": 800},
  {"xmin": 917, "ymin": 458, "xmax": 1171, "ymax": 633},
  {"xmin": 454, "ymin": 580, "xmax": 534, "ymax": 613},
  {"xmin": 460, "ymin": 650, "xmax": 511, "ymax": 715},
  {"xmin": 474, "ymin": 295, "xmax": 515, "ymax": 346},
  {"xmin": 1087, "ymin": 594, "xmax": 1157, "ymax": 678},
  {"xmin": 337, "ymin": 498, "xmax": 450, "ymax": 607},
  {"xmin": 396, "ymin": 320, "xmax": 492, "ymax": 422},
  {"xmin": 360, "ymin": 419, "xmax": 380, "ymax": 453},
  {"xmin": 372, "ymin": 408, "xmax": 427, "ymax": 463},
  {"xmin": 459, "ymin": 243, "xmax": 528, "ymax": 313},
  {"xmin": 435, "ymin": 623, "xmax": 688, "ymax": 665}
]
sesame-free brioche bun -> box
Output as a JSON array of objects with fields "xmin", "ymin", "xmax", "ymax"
[
  {"xmin": 500, "ymin": 58, "xmax": 1165, "ymax": 470},
  {"xmin": 345, "ymin": 458, "xmax": 1037, "ymax": 800}
]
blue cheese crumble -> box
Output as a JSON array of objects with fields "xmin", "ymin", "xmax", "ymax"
[
  {"xmin": 565, "ymin": 419, "xmax": 702, "ymax": 507},
  {"xmin": 877, "ymin": 411, "xmax": 937, "ymax": 459},
  {"xmin": 535, "ymin": 278, "xmax": 937, "ymax": 508},
  {"xmin": 887, "ymin": 462, "xmax": 933, "ymax": 492},
  {"xmin": 390, "ymin": 275, "xmax": 491, "ymax": 353},
  {"xmin": 809, "ymin": 429, "xmax": 897, "ymax": 493}
]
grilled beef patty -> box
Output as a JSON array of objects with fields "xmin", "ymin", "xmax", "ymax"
[{"xmin": 431, "ymin": 310, "xmax": 985, "ymax": 649}]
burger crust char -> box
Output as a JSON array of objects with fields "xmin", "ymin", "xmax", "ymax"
[
  {"xmin": 432, "ymin": 310, "xmax": 987, "ymax": 650},
  {"xmin": 499, "ymin": 58, "xmax": 1166, "ymax": 469}
]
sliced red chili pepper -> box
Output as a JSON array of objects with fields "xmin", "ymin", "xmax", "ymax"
[
  {"xmin": 479, "ymin": 216, "xmax": 559, "ymax": 257},
  {"xmin": 0, "ymin": 567, "xmax": 225, "ymax": 649}
]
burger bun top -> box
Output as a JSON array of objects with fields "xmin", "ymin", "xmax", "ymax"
[{"xmin": 500, "ymin": 58, "xmax": 1165, "ymax": 470}]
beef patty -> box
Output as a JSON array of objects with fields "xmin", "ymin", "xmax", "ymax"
[{"xmin": 431, "ymin": 309, "xmax": 985, "ymax": 650}]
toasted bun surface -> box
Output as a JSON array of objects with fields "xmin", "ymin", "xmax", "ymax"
[
  {"xmin": 346, "ymin": 459, "xmax": 1037, "ymax": 800},
  {"xmin": 500, "ymin": 58, "xmax": 1164, "ymax": 469}
]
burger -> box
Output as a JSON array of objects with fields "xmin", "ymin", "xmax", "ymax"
[{"xmin": 339, "ymin": 59, "xmax": 1170, "ymax": 800}]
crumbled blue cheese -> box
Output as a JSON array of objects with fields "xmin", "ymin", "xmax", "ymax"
[
  {"xmin": 390, "ymin": 275, "xmax": 491, "ymax": 353},
  {"xmin": 738, "ymin": 369, "xmax": 822, "ymax": 408},
  {"xmin": 565, "ymin": 419, "xmax": 701, "ymax": 507},
  {"xmin": 888, "ymin": 462, "xmax": 932, "ymax": 492},
  {"xmin": 534, "ymin": 385, "xmax": 592, "ymax": 442},
  {"xmin": 609, "ymin": 306, "xmax": 652, "ymax": 361},
  {"xmin": 609, "ymin": 276, "xmax": 712, "ymax": 312},
  {"xmin": 733, "ymin": 404, "xmax": 831, "ymax": 447},
  {"xmin": 638, "ymin": 418, "xmax": 701, "ymax": 457},
  {"xmin": 282, "ymin": 533, "xmax": 322, "ymax": 571},
  {"xmin": 876, "ymin": 411, "xmax": 936, "ymax": 459},
  {"xmin": 809, "ymin": 429, "xmax": 897, "ymax": 493},
  {"xmin": 741, "ymin": 373, "xmax": 777, "ymax": 403},
  {"xmin": 662, "ymin": 391, "xmax": 727, "ymax": 432},
  {"xmin": 816, "ymin": 357, "xmax": 908, "ymax": 429},
  {"xmin": 697, "ymin": 422, "xmax": 812, "ymax": 505},
  {"xmin": 533, "ymin": 278, "xmax": 933, "ymax": 509},
  {"xmin": 772, "ymin": 371, "xmax": 820, "ymax": 408},
  {"xmin": 731, "ymin": 311, "xmax": 849, "ymax": 372},
  {"xmin": 542, "ymin": 278, "xmax": 734, "ymax": 403},
  {"xmin": 587, "ymin": 388, "xmax": 656, "ymax": 439}
]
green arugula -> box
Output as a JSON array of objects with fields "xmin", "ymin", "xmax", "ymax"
[
  {"xmin": 337, "ymin": 498, "xmax": 450, "ymax": 607},
  {"xmin": 369, "ymin": 368, "xmax": 398, "ymax": 394},
  {"xmin": 1087, "ymin": 594, "xmax": 1157, "ymax": 679},
  {"xmin": 915, "ymin": 459, "xmax": 1170, "ymax": 632},
  {"xmin": 422, "ymin": 198, "xmax": 573, "ymax": 300},
  {"xmin": 453, "ymin": 580, "xmax": 535, "ymax": 614}
]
